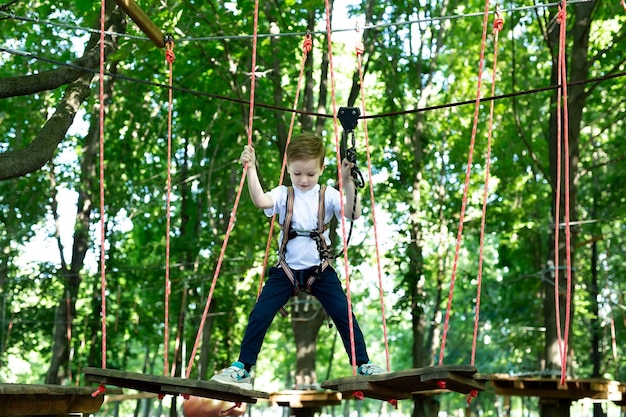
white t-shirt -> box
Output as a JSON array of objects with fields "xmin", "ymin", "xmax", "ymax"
[{"xmin": 264, "ymin": 184, "xmax": 343, "ymax": 270}]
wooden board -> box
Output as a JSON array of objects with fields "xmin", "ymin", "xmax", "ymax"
[
  {"xmin": 321, "ymin": 365, "xmax": 488, "ymax": 402},
  {"xmin": 0, "ymin": 383, "xmax": 120, "ymax": 416},
  {"xmin": 270, "ymin": 390, "xmax": 342, "ymax": 408},
  {"xmin": 83, "ymin": 367, "xmax": 268, "ymax": 404},
  {"xmin": 490, "ymin": 374, "xmax": 626, "ymax": 403}
]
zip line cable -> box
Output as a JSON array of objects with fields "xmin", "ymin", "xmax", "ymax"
[
  {"xmin": 0, "ymin": 0, "xmax": 594, "ymax": 44},
  {"xmin": 2, "ymin": 44, "xmax": 623, "ymax": 121}
]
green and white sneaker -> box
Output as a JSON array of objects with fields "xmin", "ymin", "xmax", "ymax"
[
  {"xmin": 358, "ymin": 362, "xmax": 386, "ymax": 375},
  {"xmin": 210, "ymin": 361, "xmax": 252, "ymax": 390}
]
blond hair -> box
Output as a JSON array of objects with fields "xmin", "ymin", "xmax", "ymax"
[{"xmin": 286, "ymin": 132, "xmax": 325, "ymax": 167}]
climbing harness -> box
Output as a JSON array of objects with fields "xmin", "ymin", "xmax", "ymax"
[
  {"xmin": 278, "ymin": 185, "xmax": 330, "ymax": 295},
  {"xmin": 276, "ymin": 185, "xmax": 330, "ymax": 318}
]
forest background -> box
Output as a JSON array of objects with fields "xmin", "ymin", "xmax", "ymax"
[{"xmin": 0, "ymin": 0, "xmax": 625, "ymax": 416}]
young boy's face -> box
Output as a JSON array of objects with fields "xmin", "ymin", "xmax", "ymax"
[{"xmin": 287, "ymin": 158, "xmax": 324, "ymax": 192}]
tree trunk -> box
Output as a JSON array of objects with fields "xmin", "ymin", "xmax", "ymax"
[
  {"xmin": 0, "ymin": 3, "xmax": 125, "ymax": 180},
  {"xmin": 292, "ymin": 293, "xmax": 325, "ymax": 388},
  {"xmin": 45, "ymin": 56, "xmax": 118, "ymax": 383}
]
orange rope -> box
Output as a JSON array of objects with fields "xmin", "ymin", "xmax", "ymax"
[
  {"xmin": 554, "ymin": 3, "xmax": 573, "ymax": 385},
  {"xmin": 98, "ymin": 0, "xmax": 107, "ymax": 375},
  {"xmin": 355, "ymin": 32, "xmax": 391, "ymax": 372},
  {"xmin": 164, "ymin": 38, "xmax": 175, "ymax": 376},
  {"xmin": 324, "ymin": 0, "xmax": 358, "ymax": 376},
  {"xmin": 470, "ymin": 9, "xmax": 503, "ymax": 367},
  {"xmin": 258, "ymin": 33, "xmax": 313, "ymax": 299},
  {"xmin": 439, "ymin": 0, "xmax": 492, "ymax": 366},
  {"xmin": 185, "ymin": 0, "xmax": 261, "ymax": 379}
]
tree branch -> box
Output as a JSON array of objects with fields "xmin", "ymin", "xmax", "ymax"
[{"xmin": 0, "ymin": 4, "xmax": 126, "ymax": 180}]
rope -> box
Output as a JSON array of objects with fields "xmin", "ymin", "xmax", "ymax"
[
  {"xmin": 94, "ymin": 0, "xmax": 107, "ymax": 397},
  {"xmin": 258, "ymin": 33, "xmax": 313, "ymax": 299},
  {"xmin": 184, "ymin": 0, "xmax": 261, "ymax": 380},
  {"xmin": 163, "ymin": 38, "xmax": 175, "ymax": 376},
  {"xmin": 354, "ymin": 31, "xmax": 391, "ymax": 372},
  {"xmin": 324, "ymin": 0, "xmax": 358, "ymax": 376},
  {"xmin": 471, "ymin": 9, "xmax": 503, "ymax": 367},
  {"xmin": 0, "ymin": 0, "xmax": 595, "ymax": 44},
  {"xmin": 438, "ymin": 0, "xmax": 492, "ymax": 366},
  {"xmin": 554, "ymin": 3, "xmax": 573, "ymax": 386},
  {"xmin": 66, "ymin": 290, "xmax": 73, "ymax": 382},
  {"xmin": 2, "ymin": 43, "xmax": 623, "ymax": 121}
]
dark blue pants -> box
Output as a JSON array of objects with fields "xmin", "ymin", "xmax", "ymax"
[{"xmin": 238, "ymin": 265, "xmax": 370, "ymax": 367}]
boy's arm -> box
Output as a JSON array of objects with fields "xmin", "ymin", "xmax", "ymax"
[
  {"xmin": 241, "ymin": 145, "xmax": 274, "ymax": 209},
  {"xmin": 341, "ymin": 158, "xmax": 362, "ymax": 220}
]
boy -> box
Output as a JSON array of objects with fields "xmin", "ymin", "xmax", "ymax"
[{"xmin": 210, "ymin": 132, "xmax": 385, "ymax": 389}]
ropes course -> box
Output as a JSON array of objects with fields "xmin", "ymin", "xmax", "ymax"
[
  {"xmin": 1, "ymin": 0, "xmax": 613, "ymax": 412},
  {"xmin": 81, "ymin": 0, "xmax": 557, "ymax": 405}
]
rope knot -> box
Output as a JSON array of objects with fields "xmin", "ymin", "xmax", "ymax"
[
  {"xmin": 91, "ymin": 384, "xmax": 106, "ymax": 397},
  {"xmin": 355, "ymin": 41, "xmax": 365, "ymax": 56},
  {"xmin": 165, "ymin": 40, "xmax": 175, "ymax": 64},
  {"xmin": 467, "ymin": 389, "xmax": 478, "ymax": 404},
  {"xmin": 556, "ymin": 5, "xmax": 566, "ymax": 23},
  {"xmin": 302, "ymin": 34, "xmax": 313, "ymax": 54},
  {"xmin": 492, "ymin": 15, "xmax": 504, "ymax": 34}
]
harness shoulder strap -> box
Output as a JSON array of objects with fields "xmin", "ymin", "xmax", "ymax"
[{"xmin": 278, "ymin": 186, "xmax": 295, "ymax": 261}]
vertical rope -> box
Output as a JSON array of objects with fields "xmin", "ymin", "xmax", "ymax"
[
  {"xmin": 163, "ymin": 39, "xmax": 175, "ymax": 377},
  {"xmin": 258, "ymin": 34, "xmax": 313, "ymax": 299},
  {"xmin": 471, "ymin": 10, "xmax": 503, "ymax": 367},
  {"xmin": 439, "ymin": 0, "xmax": 491, "ymax": 366},
  {"xmin": 66, "ymin": 290, "xmax": 73, "ymax": 382},
  {"xmin": 554, "ymin": 2, "xmax": 573, "ymax": 385},
  {"xmin": 185, "ymin": 0, "xmax": 260, "ymax": 379},
  {"xmin": 98, "ymin": 0, "xmax": 108, "ymax": 374},
  {"xmin": 324, "ymin": 0, "xmax": 357, "ymax": 376},
  {"xmin": 91, "ymin": 0, "xmax": 109, "ymax": 398},
  {"xmin": 355, "ymin": 34, "xmax": 391, "ymax": 372}
]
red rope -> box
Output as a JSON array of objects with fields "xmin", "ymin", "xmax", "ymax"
[
  {"xmin": 622, "ymin": 0, "xmax": 626, "ymax": 10},
  {"xmin": 554, "ymin": 3, "xmax": 573, "ymax": 385},
  {"xmin": 470, "ymin": 9, "xmax": 503, "ymax": 366},
  {"xmin": 98, "ymin": 0, "xmax": 108, "ymax": 374},
  {"xmin": 324, "ymin": 0, "xmax": 358, "ymax": 376},
  {"xmin": 355, "ymin": 32, "xmax": 391, "ymax": 372},
  {"xmin": 439, "ymin": 0, "xmax": 492, "ymax": 366},
  {"xmin": 258, "ymin": 33, "xmax": 313, "ymax": 299},
  {"xmin": 185, "ymin": 0, "xmax": 260, "ymax": 379},
  {"xmin": 164, "ymin": 39, "xmax": 175, "ymax": 376},
  {"xmin": 66, "ymin": 291, "xmax": 73, "ymax": 382}
]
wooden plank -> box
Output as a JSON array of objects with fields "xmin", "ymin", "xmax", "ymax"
[
  {"xmin": 270, "ymin": 390, "xmax": 342, "ymax": 408},
  {"xmin": 489, "ymin": 375, "xmax": 626, "ymax": 403},
  {"xmin": 83, "ymin": 367, "xmax": 268, "ymax": 404},
  {"xmin": 321, "ymin": 365, "xmax": 486, "ymax": 402},
  {"xmin": 0, "ymin": 383, "xmax": 120, "ymax": 416},
  {"xmin": 113, "ymin": 0, "xmax": 165, "ymax": 47}
]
